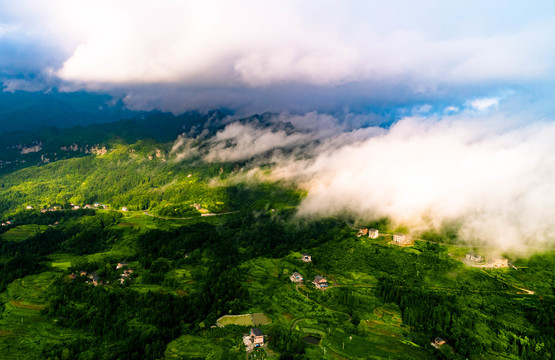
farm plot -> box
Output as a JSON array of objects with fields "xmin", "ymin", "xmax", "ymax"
[{"xmin": 217, "ymin": 314, "xmax": 254, "ymax": 327}]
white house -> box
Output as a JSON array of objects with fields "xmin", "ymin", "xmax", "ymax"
[
  {"xmin": 290, "ymin": 272, "xmax": 303, "ymax": 283},
  {"xmin": 368, "ymin": 229, "xmax": 379, "ymax": 239},
  {"xmin": 489, "ymin": 257, "xmax": 509, "ymax": 268},
  {"xmin": 466, "ymin": 253, "xmax": 483, "ymax": 262},
  {"xmin": 393, "ymin": 233, "xmax": 412, "ymax": 246}
]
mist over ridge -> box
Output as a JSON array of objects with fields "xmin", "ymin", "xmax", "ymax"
[{"xmin": 172, "ymin": 100, "xmax": 555, "ymax": 254}]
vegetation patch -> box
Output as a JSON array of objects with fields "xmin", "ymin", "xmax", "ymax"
[
  {"xmin": 252, "ymin": 313, "xmax": 272, "ymax": 325},
  {"xmin": 217, "ymin": 314, "xmax": 254, "ymax": 327},
  {"xmin": 0, "ymin": 224, "xmax": 48, "ymax": 242},
  {"xmin": 302, "ymin": 335, "xmax": 321, "ymax": 345},
  {"xmin": 0, "ymin": 272, "xmax": 86, "ymax": 360},
  {"xmin": 9, "ymin": 299, "xmax": 46, "ymax": 310},
  {"xmin": 164, "ymin": 334, "xmax": 241, "ymax": 359},
  {"xmin": 51, "ymin": 261, "xmax": 71, "ymax": 270}
]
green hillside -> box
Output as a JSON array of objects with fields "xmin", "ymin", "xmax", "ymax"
[{"xmin": 0, "ymin": 136, "xmax": 553, "ymax": 360}]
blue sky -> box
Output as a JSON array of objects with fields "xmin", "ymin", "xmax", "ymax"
[{"xmin": 1, "ymin": 0, "xmax": 555, "ymax": 114}]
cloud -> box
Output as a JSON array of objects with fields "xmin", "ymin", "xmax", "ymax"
[
  {"xmin": 468, "ymin": 97, "xmax": 499, "ymax": 111},
  {"xmin": 1, "ymin": 1, "xmax": 555, "ymax": 112},
  {"xmin": 200, "ymin": 112, "xmax": 384, "ymax": 162},
  {"xmin": 444, "ymin": 106, "xmax": 459, "ymax": 114},
  {"xmin": 51, "ymin": 6, "xmax": 555, "ymax": 87},
  {"xmin": 191, "ymin": 102, "xmax": 555, "ymax": 253},
  {"xmin": 282, "ymin": 113, "xmax": 555, "ymax": 252}
]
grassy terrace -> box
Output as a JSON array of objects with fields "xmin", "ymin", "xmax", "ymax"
[
  {"xmin": 0, "ymin": 272, "xmax": 87, "ymax": 360},
  {"xmin": 1, "ymin": 224, "xmax": 49, "ymax": 242}
]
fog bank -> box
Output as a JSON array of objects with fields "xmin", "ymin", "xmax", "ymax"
[{"xmin": 197, "ymin": 107, "xmax": 555, "ymax": 252}]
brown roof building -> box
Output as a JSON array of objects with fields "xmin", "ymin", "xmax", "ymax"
[{"xmin": 313, "ymin": 275, "xmax": 328, "ymax": 289}]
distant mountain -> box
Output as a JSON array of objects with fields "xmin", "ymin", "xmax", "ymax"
[
  {"xmin": 0, "ymin": 110, "xmax": 229, "ymax": 174},
  {"xmin": 0, "ymin": 87, "xmax": 141, "ymax": 134}
]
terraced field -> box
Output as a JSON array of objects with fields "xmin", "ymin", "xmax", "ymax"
[
  {"xmin": 0, "ymin": 272, "xmax": 86, "ymax": 360},
  {"xmin": 0, "ymin": 224, "xmax": 48, "ymax": 242}
]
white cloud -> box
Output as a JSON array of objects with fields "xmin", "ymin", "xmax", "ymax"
[
  {"xmin": 444, "ymin": 106, "xmax": 459, "ymax": 114},
  {"xmin": 202, "ymin": 112, "xmax": 377, "ymax": 162},
  {"xmin": 204, "ymin": 122, "xmax": 313, "ymax": 162},
  {"xmin": 202, "ymin": 108, "xmax": 555, "ymax": 253},
  {"xmin": 468, "ymin": 97, "xmax": 499, "ymax": 111},
  {"xmin": 2, "ymin": 0, "xmax": 555, "ymax": 95}
]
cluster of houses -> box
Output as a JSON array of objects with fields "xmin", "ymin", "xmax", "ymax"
[
  {"xmin": 357, "ymin": 228, "xmax": 414, "ymax": 246},
  {"xmin": 465, "ymin": 253, "xmax": 510, "ymax": 268},
  {"xmin": 84, "ymin": 203, "xmax": 107, "ymax": 210},
  {"xmin": 465, "ymin": 252, "xmax": 483, "ymax": 262},
  {"xmin": 289, "ymin": 271, "xmax": 328, "ymax": 290},
  {"xmin": 354, "ymin": 227, "xmax": 511, "ymax": 270},
  {"xmin": 290, "ymin": 272, "xmax": 328, "ymax": 290},
  {"xmin": 70, "ymin": 270, "xmax": 101, "ymax": 286},
  {"xmin": 290, "ymin": 271, "xmax": 329, "ymax": 289},
  {"xmin": 117, "ymin": 262, "xmax": 134, "ymax": 284},
  {"xmin": 69, "ymin": 262, "xmax": 134, "ymax": 286},
  {"xmin": 290, "ymin": 254, "xmax": 329, "ymax": 290},
  {"xmin": 34, "ymin": 203, "xmax": 108, "ymax": 213},
  {"xmin": 76, "ymin": 203, "xmax": 108, "ymax": 210},
  {"xmin": 488, "ymin": 257, "xmax": 509, "ymax": 268},
  {"xmin": 40, "ymin": 206, "xmax": 62, "ymax": 213}
]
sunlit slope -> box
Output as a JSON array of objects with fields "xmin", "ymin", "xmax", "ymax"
[{"xmin": 0, "ymin": 140, "xmax": 301, "ymax": 218}]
